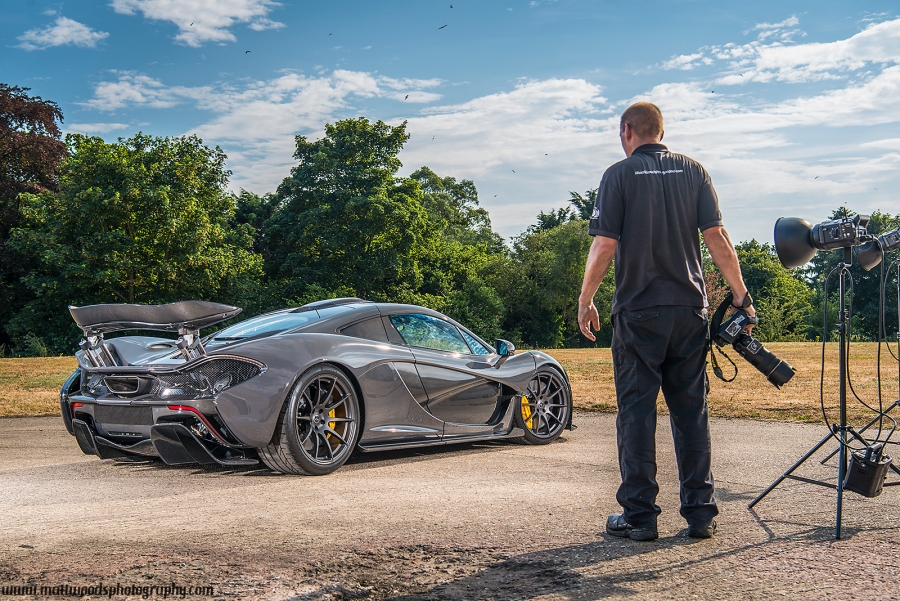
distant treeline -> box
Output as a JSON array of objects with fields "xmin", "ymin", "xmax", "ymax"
[{"xmin": 1, "ymin": 83, "xmax": 898, "ymax": 356}]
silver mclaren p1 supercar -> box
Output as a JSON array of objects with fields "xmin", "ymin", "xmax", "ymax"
[{"xmin": 60, "ymin": 298, "xmax": 574, "ymax": 475}]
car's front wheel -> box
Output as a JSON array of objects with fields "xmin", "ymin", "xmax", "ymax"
[
  {"xmin": 512, "ymin": 368, "xmax": 572, "ymax": 445},
  {"xmin": 258, "ymin": 364, "xmax": 361, "ymax": 475}
]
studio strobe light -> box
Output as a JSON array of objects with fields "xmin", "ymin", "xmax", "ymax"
[
  {"xmin": 751, "ymin": 214, "xmax": 899, "ymax": 540},
  {"xmin": 855, "ymin": 226, "xmax": 900, "ymax": 272},
  {"xmin": 774, "ymin": 214, "xmax": 874, "ymax": 269}
]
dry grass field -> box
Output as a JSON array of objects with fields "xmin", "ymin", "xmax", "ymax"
[
  {"xmin": 1, "ymin": 343, "xmax": 899, "ymax": 425},
  {"xmin": 551, "ymin": 342, "xmax": 900, "ymax": 424},
  {"xmin": 0, "ymin": 357, "xmax": 77, "ymax": 417}
]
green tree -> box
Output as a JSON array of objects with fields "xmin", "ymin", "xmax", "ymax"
[
  {"xmin": 264, "ymin": 118, "xmax": 426, "ymax": 302},
  {"xmin": 0, "ymin": 84, "xmax": 66, "ymax": 348},
  {"xmin": 803, "ymin": 208, "xmax": 900, "ymax": 341},
  {"xmin": 9, "ymin": 133, "xmax": 262, "ymax": 353},
  {"xmin": 529, "ymin": 207, "xmax": 575, "ymax": 233},
  {"xmin": 734, "ymin": 240, "xmax": 813, "ymax": 341},
  {"xmin": 232, "ymin": 189, "xmax": 277, "ymax": 241},
  {"xmin": 407, "ymin": 166, "xmax": 506, "ymax": 340},
  {"xmin": 410, "ymin": 166, "xmax": 504, "ymax": 253},
  {"xmin": 568, "ymin": 188, "xmax": 597, "ymax": 220},
  {"xmin": 490, "ymin": 220, "xmax": 614, "ymax": 348}
]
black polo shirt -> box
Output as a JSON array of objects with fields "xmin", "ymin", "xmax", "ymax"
[{"xmin": 588, "ymin": 143, "xmax": 722, "ymax": 314}]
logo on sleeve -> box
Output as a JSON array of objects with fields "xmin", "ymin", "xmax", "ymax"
[{"xmin": 591, "ymin": 207, "xmax": 600, "ymax": 219}]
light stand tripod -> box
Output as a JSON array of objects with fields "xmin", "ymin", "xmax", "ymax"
[
  {"xmin": 749, "ymin": 247, "xmax": 870, "ymax": 539},
  {"xmin": 818, "ymin": 255, "xmax": 900, "ymax": 477}
]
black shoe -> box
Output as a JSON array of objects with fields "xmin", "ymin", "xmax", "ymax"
[
  {"xmin": 687, "ymin": 519, "xmax": 717, "ymax": 539},
  {"xmin": 605, "ymin": 513, "xmax": 658, "ymax": 541}
]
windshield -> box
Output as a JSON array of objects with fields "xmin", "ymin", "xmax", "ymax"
[{"xmin": 210, "ymin": 310, "xmax": 320, "ymax": 341}]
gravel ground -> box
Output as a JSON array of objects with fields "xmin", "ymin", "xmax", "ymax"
[{"xmin": 1, "ymin": 412, "xmax": 899, "ymax": 600}]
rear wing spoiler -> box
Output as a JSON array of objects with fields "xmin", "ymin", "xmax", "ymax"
[{"xmin": 69, "ymin": 301, "xmax": 241, "ymax": 366}]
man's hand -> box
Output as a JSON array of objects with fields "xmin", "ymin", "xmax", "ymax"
[
  {"xmin": 732, "ymin": 293, "xmax": 757, "ymax": 335},
  {"xmin": 578, "ymin": 236, "xmax": 617, "ymax": 342},
  {"xmin": 578, "ymin": 301, "xmax": 601, "ymax": 342},
  {"xmin": 703, "ymin": 226, "xmax": 757, "ymax": 334}
]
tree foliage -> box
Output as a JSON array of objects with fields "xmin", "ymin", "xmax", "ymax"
[
  {"xmin": 9, "ymin": 133, "xmax": 262, "ymax": 352},
  {"xmin": 408, "ymin": 166, "xmax": 505, "ymax": 340},
  {"xmin": 803, "ymin": 208, "xmax": 900, "ymax": 341},
  {"xmin": 0, "ymin": 84, "xmax": 66, "ymax": 347},
  {"xmin": 489, "ymin": 220, "xmax": 614, "ymax": 348},
  {"xmin": 568, "ymin": 188, "xmax": 597, "ymax": 220},
  {"xmin": 2, "ymin": 85, "xmax": 897, "ymax": 355},
  {"xmin": 264, "ymin": 118, "xmax": 426, "ymax": 303},
  {"xmin": 734, "ymin": 240, "xmax": 812, "ymax": 341}
]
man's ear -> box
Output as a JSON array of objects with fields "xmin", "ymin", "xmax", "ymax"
[{"xmin": 658, "ymin": 129, "xmax": 665, "ymax": 142}]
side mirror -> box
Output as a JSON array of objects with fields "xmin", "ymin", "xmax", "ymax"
[{"xmin": 493, "ymin": 339, "xmax": 515, "ymax": 368}]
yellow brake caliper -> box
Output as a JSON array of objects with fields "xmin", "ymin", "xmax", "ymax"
[
  {"xmin": 326, "ymin": 408, "xmax": 337, "ymax": 448},
  {"xmin": 521, "ymin": 394, "xmax": 533, "ymax": 429}
]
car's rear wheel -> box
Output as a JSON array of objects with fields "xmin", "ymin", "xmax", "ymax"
[
  {"xmin": 511, "ymin": 368, "xmax": 571, "ymax": 445},
  {"xmin": 258, "ymin": 364, "xmax": 360, "ymax": 475}
]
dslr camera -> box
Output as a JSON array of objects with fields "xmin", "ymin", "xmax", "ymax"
[{"xmin": 709, "ymin": 293, "xmax": 795, "ymax": 388}]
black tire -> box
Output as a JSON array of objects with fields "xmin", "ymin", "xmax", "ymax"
[
  {"xmin": 258, "ymin": 364, "xmax": 361, "ymax": 475},
  {"xmin": 511, "ymin": 368, "xmax": 572, "ymax": 445}
]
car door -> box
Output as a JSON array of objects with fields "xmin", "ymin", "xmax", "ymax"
[{"xmin": 386, "ymin": 313, "xmax": 502, "ymax": 426}]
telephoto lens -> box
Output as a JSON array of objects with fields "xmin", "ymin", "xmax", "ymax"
[{"xmin": 732, "ymin": 333, "xmax": 795, "ymax": 388}]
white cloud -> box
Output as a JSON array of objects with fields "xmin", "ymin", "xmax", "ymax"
[
  {"xmin": 17, "ymin": 16, "xmax": 109, "ymax": 51},
  {"xmin": 83, "ymin": 70, "xmax": 451, "ymax": 191},
  {"xmin": 751, "ymin": 15, "xmax": 803, "ymax": 41},
  {"xmin": 109, "ymin": 0, "xmax": 284, "ymax": 47},
  {"xmin": 661, "ymin": 52, "xmax": 704, "ymax": 71},
  {"xmin": 754, "ymin": 16, "xmax": 800, "ymax": 31},
  {"xmin": 861, "ymin": 137, "xmax": 900, "ymax": 150},
  {"xmin": 657, "ymin": 16, "xmax": 900, "ymax": 86},
  {"xmin": 676, "ymin": 16, "xmax": 900, "ymax": 85},
  {"xmin": 739, "ymin": 18, "xmax": 900, "ymax": 82},
  {"xmin": 378, "ymin": 77, "xmax": 443, "ymax": 91},
  {"xmin": 84, "ymin": 72, "xmax": 209, "ymax": 110},
  {"xmin": 78, "ymin": 18, "xmax": 900, "ymax": 241},
  {"xmin": 66, "ymin": 122, "xmax": 129, "ymax": 134}
]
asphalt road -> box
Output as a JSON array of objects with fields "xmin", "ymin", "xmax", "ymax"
[{"xmin": 2, "ymin": 412, "xmax": 899, "ymax": 600}]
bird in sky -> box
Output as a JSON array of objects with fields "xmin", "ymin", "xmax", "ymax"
[
  {"xmin": 432, "ymin": 136, "xmax": 435, "ymax": 141},
  {"xmin": 190, "ymin": 22, "xmax": 193, "ymax": 26},
  {"xmin": 711, "ymin": 90, "xmax": 714, "ymax": 93},
  {"xmin": 815, "ymin": 176, "xmax": 819, "ymax": 179},
  {"xmin": 329, "ymin": 32, "xmax": 332, "ymax": 35},
  {"xmin": 245, "ymin": 50, "xmax": 251, "ymax": 53},
  {"xmin": 405, "ymin": 94, "xmax": 409, "ymax": 100},
  {"xmin": 545, "ymin": 153, "xmax": 548, "ymax": 156},
  {"xmin": 450, "ymin": 4, "xmax": 454, "ymax": 7},
  {"xmin": 439, "ymin": 24, "xmax": 448, "ymax": 29},
  {"xmin": 511, "ymin": 169, "xmax": 515, "ymax": 173},
  {"xmin": 494, "ymin": 194, "xmax": 497, "ymax": 197},
  {"xmin": 739, "ymin": 73, "xmax": 744, "ymax": 77}
]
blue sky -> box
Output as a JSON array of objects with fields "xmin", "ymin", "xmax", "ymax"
[{"xmin": 2, "ymin": 1, "xmax": 899, "ymax": 243}]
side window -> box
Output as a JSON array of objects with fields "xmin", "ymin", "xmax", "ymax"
[
  {"xmin": 460, "ymin": 330, "xmax": 492, "ymax": 355},
  {"xmin": 389, "ymin": 314, "xmax": 471, "ymax": 354},
  {"xmin": 340, "ymin": 317, "xmax": 389, "ymax": 343}
]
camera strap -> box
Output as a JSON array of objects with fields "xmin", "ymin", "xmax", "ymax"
[
  {"xmin": 708, "ymin": 292, "xmax": 738, "ymax": 382},
  {"xmin": 709, "ymin": 341, "xmax": 737, "ymax": 382}
]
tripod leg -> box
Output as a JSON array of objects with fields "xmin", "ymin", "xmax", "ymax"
[
  {"xmin": 748, "ymin": 431, "xmax": 835, "ymax": 508},
  {"xmin": 819, "ymin": 402, "xmax": 900, "ymax": 464},
  {"xmin": 836, "ymin": 429, "xmax": 847, "ymax": 539}
]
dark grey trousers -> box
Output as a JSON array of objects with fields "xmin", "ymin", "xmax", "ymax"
[{"xmin": 611, "ymin": 305, "xmax": 718, "ymax": 528}]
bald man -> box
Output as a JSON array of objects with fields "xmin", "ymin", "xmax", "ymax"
[{"xmin": 578, "ymin": 102, "xmax": 755, "ymax": 541}]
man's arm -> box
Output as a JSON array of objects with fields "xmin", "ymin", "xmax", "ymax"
[
  {"xmin": 578, "ymin": 235, "xmax": 617, "ymax": 341},
  {"xmin": 702, "ymin": 225, "xmax": 756, "ymax": 331}
]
